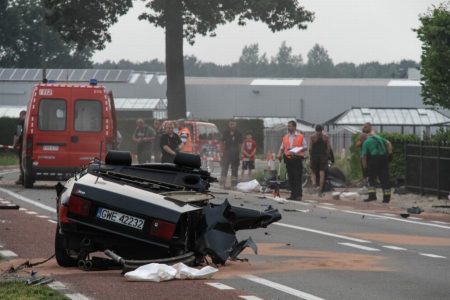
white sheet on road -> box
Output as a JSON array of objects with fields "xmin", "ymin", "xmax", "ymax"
[{"xmin": 124, "ymin": 263, "xmax": 218, "ymax": 282}]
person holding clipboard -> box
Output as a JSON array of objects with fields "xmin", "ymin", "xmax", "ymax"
[{"xmin": 277, "ymin": 120, "xmax": 307, "ymax": 201}]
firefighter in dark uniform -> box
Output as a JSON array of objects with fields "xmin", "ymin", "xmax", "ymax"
[
  {"xmin": 361, "ymin": 123, "xmax": 393, "ymax": 203},
  {"xmin": 277, "ymin": 120, "xmax": 307, "ymax": 201},
  {"xmin": 220, "ymin": 120, "xmax": 243, "ymax": 189}
]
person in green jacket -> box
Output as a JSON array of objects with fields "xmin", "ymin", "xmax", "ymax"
[{"xmin": 361, "ymin": 123, "xmax": 393, "ymax": 203}]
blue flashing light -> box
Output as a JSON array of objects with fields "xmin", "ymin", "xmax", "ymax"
[{"xmin": 89, "ymin": 79, "xmax": 98, "ymax": 86}]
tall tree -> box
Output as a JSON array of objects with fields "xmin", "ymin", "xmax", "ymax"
[
  {"xmin": 0, "ymin": 0, "xmax": 92, "ymax": 68},
  {"xmin": 43, "ymin": 0, "xmax": 314, "ymax": 119},
  {"xmin": 305, "ymin": 44, "xmax": 334, "ymax": 77},
  {"xmin": 416, "ymin": 2, "xmax": 450, "ymax": 109}
]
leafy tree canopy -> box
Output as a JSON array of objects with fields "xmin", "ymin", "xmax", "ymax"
[
  {"xmin": 0, "ymin": 0, "xmax": 92, "ymax": 68},
  {"xmin": 43, "ymin": 0, "xmax": 314, "ymax": 119},
  {"xmin": 416, "ymin": 2, "xmax": 450, "ymax": 109}
]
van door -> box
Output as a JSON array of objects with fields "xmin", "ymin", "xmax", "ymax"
[
  {"xmin": 34, "ymin": 97, "xmax": 70, "ymax": 171},
  {"xmin": 71, "ymin": 91, "xmax": 106, "ymax": 166}
]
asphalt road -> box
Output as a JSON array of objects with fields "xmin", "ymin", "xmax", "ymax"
[{"xmin": 1, "ymin": 169, "xmax": 450, "ymax": 300}]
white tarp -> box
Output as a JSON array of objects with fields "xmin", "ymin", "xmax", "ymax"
[{"xmin": 124, "ymin": 263, "xmax": 218, "ymax": 282}]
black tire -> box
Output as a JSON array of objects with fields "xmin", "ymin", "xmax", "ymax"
[
  {"xmin": 55, "ymin": 226, "xmax": 77, "ymax": 267},
  {"xmin": 23, "ymin": 174, "xmax": 34, "ymax": 188}
]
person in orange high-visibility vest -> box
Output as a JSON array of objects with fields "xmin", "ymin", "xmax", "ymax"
[
  {"xmin": 277, "ymin": 120, "xmax": 307, "ymax": 201},
  {"xmin": 176, "ymin": 119, "xmax": 193, "ymax": 153}
]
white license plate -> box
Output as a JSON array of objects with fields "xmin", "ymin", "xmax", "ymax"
[
  {"xmin": 96, "ymin": 208, "xmax": 145, "ymax": 230},
  {"xmin": 43, "ymin": 145, "xmax": 59, "ymax": 151}
]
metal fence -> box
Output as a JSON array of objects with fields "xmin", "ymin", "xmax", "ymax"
[{"xmin": 405, "ymin": 142, "xmax": 450, "ymax": 198}]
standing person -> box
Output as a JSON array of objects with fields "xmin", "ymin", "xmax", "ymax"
[
  {"xmin": 13, "ymin": 110, "xmax": 26, "ymax": 185},
  {"xmin": 309, "ymin": 124, "xmax": 333, "ymax": 196},
  {"xmin": 361, "ymin": 122, "xmax": 393, "ymax": 203},
  {"xmin": 176, "ymin": 119, "xmax": 193, "ymax": 153},
  {"xmin": 220, "ymin": 120, "xmax": 243, "ymax": 189},
  {"xmin": 132, "ymin": 118, "xmax": 155, "ymax": 164},
  {"xmin": 160, "ymin": 122, "xmax": 182, "ymax": 163},
  {"xmin": 240, "ymin": 131, "xmax": 257, "ymax": 181},
  {"xmin": 277, "ymin": 120, "xmax": 307, "ymax": 201},
  {"xmin": 152, "ymin": 119, "xmax": 163, "ymax": 162}
]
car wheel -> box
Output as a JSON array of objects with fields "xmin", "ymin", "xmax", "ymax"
[
  {"xmin": 23, "ymin": 174, "xmax": 34, "ymax": 188},
  {"xmin": 55, "ymin": 226, "xmax": 77, "ymax": 267}
]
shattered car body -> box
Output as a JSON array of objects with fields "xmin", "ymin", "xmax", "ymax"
[{"xmin": 55, "ymin": 151, "xmax": 281, "ymax": 270}]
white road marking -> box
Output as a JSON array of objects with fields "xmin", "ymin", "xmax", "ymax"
[
  {"xmin": 37, "ymin": 215, "xmax": 50, "ymax": 218},
  {"xmin": 25, "ymin": 211, "xmax": 38, "ymax": 215},
  {"xmin": 205, "ymin": 282, "xmax": 235, "ymax": 290},
  {"xmin": 408, "ymin": 217, "xmax": 422, "ymax": 220},
  {"xmin": 322, "ymin": 203, "xmax": 335, "ymax": 206},
  {"xmin": 0, "ymin": 250, "xmax": 18, "ymax": 257},
  {"xmin": 318, "ymin": 206, "xmax": 337, "ymax": 211},
  {"xmin": 382, "ymin": 245, "xmax": 407, "ymax": 251},
  {"xmin": 48, "ymin": 220, "xmax": 57, "ymax": 224},
  {"xmin": 0, "ymin": 169, "xmax": 19, "ymax": 176},
  {"xmin": 241, "ymin": 274, "xmax": 325, "ymax": 300},
  {"xmin": 19, "ymin": 207, "xmax": 27, "ymax": 211},
  {"xmin": 239, "ymin": 296, "xmax": 264, "ymax": 300},
  {"xmin": 0, "ymin": 200, "xmax": 11, "ymax": 204},
  {"xmin": 431, "ymin": 221, "xmax": 449, "ymax": 225},
  {"xmin": 66, "ymin": 293, "xmax": 91, "ymax": 300},
  {"xmin": 341, "ymin": 210, "xmax": 450, "ymax": 230},
  {"xmin": 274, "ymin": 223, "xmax": 371, "ymax": 243},
  {"xmin": 48, "ymin": 281, "xmax": 67, "ymax": 290},
  {"xmin": 0, "ymin": 187, "xmax": 55, "ymax": 213},
  {"xmin": 419, "ymin": 253, "xmax": 447, "ymax": 259},
  {"xmin": 339, "ymin": 243, "xmax": 380, "ymax": 252},
  {"xmin": 381, "ymin": 213, "xmax": 398, "ymax": 217}
]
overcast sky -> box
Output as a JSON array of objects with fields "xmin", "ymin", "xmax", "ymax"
[{"xmin": 92, "ymin": 0, "xmax": 442, "ymax": 65}]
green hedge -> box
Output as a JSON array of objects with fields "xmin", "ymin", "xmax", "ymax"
[{"xmin": 0, "ymin": 117, "xmax": 19, "ymax": 147}]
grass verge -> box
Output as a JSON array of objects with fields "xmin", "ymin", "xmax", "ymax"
[
  {"xmin": 0, "ymin": 152, "xmax": 18, "ymax": 166},
  {"xmin": 0, "ymin": 281, "xmax": 68, "ymax": 299}
]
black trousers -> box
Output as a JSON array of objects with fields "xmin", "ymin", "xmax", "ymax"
[
  {"xmin": 221, "ymin": 151, "xmax": 240, "ymax": 186},
  {"xmin": 367, "ymin": 155, "xmax": 390, "ymax": 190},
  {"xmin": 284, "ymin": 156, "xmax": 303, "ymax": 198}
]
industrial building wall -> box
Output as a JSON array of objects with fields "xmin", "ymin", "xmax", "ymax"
[{"xmin": 186, "ymin": 83, "xmax": 424, "ymax": 124}]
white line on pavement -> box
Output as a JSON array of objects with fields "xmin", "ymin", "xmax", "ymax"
[
  {"xmin": 0, "ymin": 169, "xmax": 19, "ymax": 176},
  {"xmin": 419, "ymin": 253, "xmax": 447, "ymax": 259},
  {"xmin": 408, "ymin": 217, "xmax": 423, "ymax": 220},
  {"xmin": 241, "ymin": 274, "xmax": 326, "ymax": 300},
  {"xmin": 381, "ymin": 213, "xmax": 398, "ymax": 217},
  {"xmin": 205, "ymin": 282, "xmax": 235, "ymax": 290},
  {"xmin": 0, "ymin": 250, "xmax": 18, "ymax": 257},
  {"xmin": 382, "ymin": 245, "xmax": 408, "ymax": 251},
  {"xmin": 48, "ymin": 281, "xmax": 67, "ymax": 290},
  {"xmin": 25, "ymin": 211, "xmax": 38, "ymax": 215},
  {"xmin": 430, "ymin": 221, "xmax": 450, "ymax": 225},
  {"xmin": 48, "ymin": 220, "xmax": 57, "ymax": 224},
  {"xmin": 239, "ymin": 296, "xmax": 264, "ymax": 300},
  {"xmin": 341, "ymin": 210, "xmax": 450, "ymax": 230},
  {"xmin": 37, "ymin": 215, "xmax": 50, "ymax": 218},
  {"xmin": 0, "ymin": 187, "xmax": 55, "ymax": 213},
  {"xmin": 274, "ymin": 223, "xmax": 371, "ymax": 243},
  {"xmin": 338, "ymin": 243, "xmax": 380, "ymax": 251},
  {"xmin": 66, "ymin": 293, "xmax": 91, "ymax": 300},
  {"xmin": 318, "ymin": 206, "xmax": 337, "ymax": 211}
]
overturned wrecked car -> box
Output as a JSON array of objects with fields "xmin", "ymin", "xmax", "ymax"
[{"xmin": 55, "ymin": 151, "xmax": 281, "ymax": 271}]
